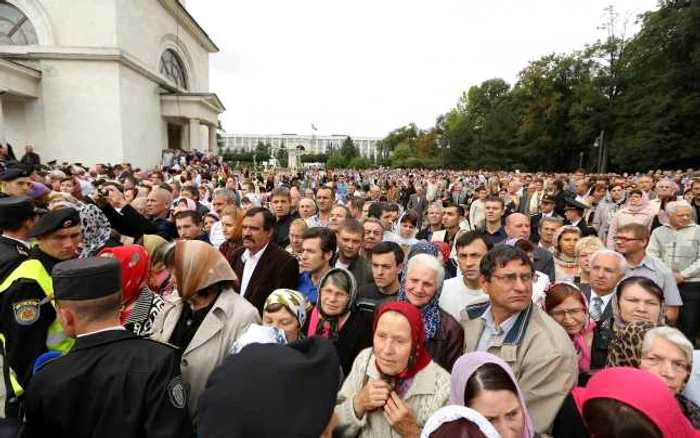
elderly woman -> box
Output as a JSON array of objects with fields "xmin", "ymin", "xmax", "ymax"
[
  {"xmin": 98, "ymin": 245, "xmax": 164, "ymax": 337},
  {"xmin": 450, "ymin": 352, "xmax": 536, "ymax": 438},
  {"xmin": 606, "ymin": 323, "xmax": 700, "ymax": 428},
  {"xmin": 573, "ymin": 236, "xmax": 604, "ymax": 287},
  {"xmin": 286, "ymin": 218, "xmax": 308, "ymax": 261},
  {"xmin": 400, "ymin": 248, "xmax": 464, "ymax": 372},
  {"xmin": 590, "ymin": 275, "xmax": 665, "ymax": 371},
  {"xmin": 553, "ymin": 225, "xmax": 581, "ymax": 281},
  {"xmin": 592, "ymin": 184, "xmax": 627, "ymax": 243},
  {"xmin": 606, "ymin": 189, "xmax": 655, "ymax": 248},
  {"xmin": 263, "ymin": 288, "xmax": 308, "ymax": 343},
  {"xmin": 307, "ymin": 267, "xmax": 371, "ymax": 378},
  {"xmin": 335, "ymin": 302, "xmax": 450, "ymax": 437},
  {"xmin": 545, "ymin": 282, "xmax": 595, "ymax": 375},
  {"xmin": 150, "ymin": 240, "xmax": 260, "ymax": 424}
]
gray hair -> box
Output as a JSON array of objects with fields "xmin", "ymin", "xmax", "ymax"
[
  {"xmin": 666, "ymin": 200, "xmax": 693, "ymax": 215},
  {"xmin": 589, "ymin": 248, "xmax": 628, "ymax": 274},
  {"xmin": 212, "ymin": 188, "xmax": 236, "ymax": 204},
  {"xmin": 642, "ymin": 326, "xmax": 693, "ymax": 367},
  {"xmin": 428, "ymin": 202, "xmax": 443, "ymax": 213},
  {"xmin": 406, "ymin": 253, "xmax": 445, "ymax": 291}
]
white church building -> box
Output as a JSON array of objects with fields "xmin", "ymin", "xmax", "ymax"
[{"xmin": 0, "ymin": 0, "xmax": 223, "ymax": 167}]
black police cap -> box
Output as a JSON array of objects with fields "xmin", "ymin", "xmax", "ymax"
[
  {"xmin": 28, "ymin": 207, "xmax": 81, "ymax": 238},
  {"xmin": 52, "ymin": 257, "xmax": 121, "ymax": 301},
  {"xmin": 0, "ymin": 196, "xmax": 36, "ymax": 221},
  {"xmin": 564, "ymin": 197, "xmax": 589, "ymax": 211},
  {"xmin": 0, "ymin": 165, "xmax": 33, "ymax": 181}
]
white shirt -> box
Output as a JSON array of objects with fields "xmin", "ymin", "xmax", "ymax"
[
  {"xmin": 209, "ymin": 221, "xmax": 226, "ymax": 249},
  {"xmin": 240, "ymin": 243, "xmax": 269, "ymax": 297},
  {"xmin": 76, "ymin": 326, "xmax": 126, "ymax": 338},
  {"xmin": 439, "ymin": 277, "xmax": 488, "ymax": 322}
]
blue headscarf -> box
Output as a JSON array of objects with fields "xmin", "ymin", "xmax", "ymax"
[{"xmin": 398, "ymin": 240, "xmax": 442, "ymax": 344}]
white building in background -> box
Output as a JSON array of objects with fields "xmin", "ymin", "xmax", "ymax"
[
  {"xmin": 221, "ymin": 132, "xmax": 381, "ymax": 158},
  {"xmin": 0, "ymin": 0, "xmax": 223, "ymax": 167}
]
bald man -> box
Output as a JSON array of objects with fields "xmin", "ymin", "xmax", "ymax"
[
  {"xmin": 505, "ymin": 213, "xmax": 555, "ymax": 282},
  {"xmin": 96, "ymin": 186, "xmax": 178, "ymax": 241}
]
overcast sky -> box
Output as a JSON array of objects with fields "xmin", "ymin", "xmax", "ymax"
[{"xmin": 187, "ymin": 0, "xmax": 658, "ymax": 138}]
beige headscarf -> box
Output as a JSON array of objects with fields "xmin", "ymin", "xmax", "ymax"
[{"xmin": 174, "ymin": 240, "xmax": 236, "ymax": 300}]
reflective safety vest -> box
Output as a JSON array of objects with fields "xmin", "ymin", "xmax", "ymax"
[
  {"xmin": 0, "ymin": 259, "xmax": 75, "ymax": 354},
  {"xmin": 0, "ymin": 334, "xmax": 23, "ymax": 397}
]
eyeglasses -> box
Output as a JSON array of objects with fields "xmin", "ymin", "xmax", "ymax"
[
  {"xmin": 491, "ymin": 273, "xmax": 535, "ymax": 284},
  {"xmin": 550, "ymin": 308, "xmax": 586, "ymax": 320},
  {"xmin": 613, "ymin": 237, "xmax": 642, "ymax": 243}
]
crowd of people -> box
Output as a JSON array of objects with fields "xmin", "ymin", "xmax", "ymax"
[{"xmin": 0, "ymin": 145, "xmax": 700, "ymax": 437}]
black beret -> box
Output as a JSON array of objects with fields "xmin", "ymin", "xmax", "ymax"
[
  {"xmin": 29, "ymin": 207, "xmax": 81, "ymax": 238},
  {"xmin": 564, "ymin": 197, "xmax": 589, "ymax": 211},
  {"xmin": 0, "ymin": 165, "xmax": 32, "ymax": 181},
  {"xmin": 0, "ymin": 196, "xmax": 37, "ymax": 221},
  {"xmin": 541, "ymin": 194, "xmax": 556, "ymax": 203},
  {"xmin": 52, "ymin": 257, "xmax": 122, "ymax": 301}
]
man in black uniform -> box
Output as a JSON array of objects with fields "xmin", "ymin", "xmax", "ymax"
[
  {"xmin": 0, "ymin": 165, "xmax": 34, "ymax": 198},
  {"xmin": 21, "ymin": 257, "xmax": 193, "ymax": 437},
  {"xmin": 0, "ymin": 197, "xmax": 40, "ymax": 282},
  {"xmin": 0, "ymin": 208, "xmax": 81, "ymax": 390}
]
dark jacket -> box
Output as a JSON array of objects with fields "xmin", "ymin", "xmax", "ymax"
[
  {"xmin": 0, "ymin": 237, "xmax": 29, "ymax": 283},
  {"xmin": 230, "ymin": 243, "xmax": 299, "ymax": 315},
  {"xmin": 320, "ymin": 311, "xmax": 372, "ymax": 379},
  {"xmin": 427, "ymin": 310, "xmax": 464, "ymax": 372},
  {"xmin": 101, "ymin": 204, "xmax": 177, "ymax": 241},
  {"xmin": 22, "ymin": 330, "xmax": 192, "ymax": 438},
  {"xmin": 582, "ymin": 286, "xmax": 615, "ymax": 371},
  {"xmin": 529, "ymin": 212, "xmax": 563, "ymax": 244},
  {"xmin": 272, "ymin": 212, "xmax": 299, "ymax": 249},
  {"xmin": 533, "ymin": 246, "xmax": 555, "ymax": 282},
  {"xmin": 333, "ymin": 255, "xmax": 373, "ymax": 288}
]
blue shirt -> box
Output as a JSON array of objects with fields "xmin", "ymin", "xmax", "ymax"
[{"xmin": 297, "ymin": 271, "xmax": 319, "ymax": 304}]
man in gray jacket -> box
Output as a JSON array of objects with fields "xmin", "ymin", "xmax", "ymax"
[{"xmin": 648, "ymin": 200, "xmax": 700, "ymax": 344}]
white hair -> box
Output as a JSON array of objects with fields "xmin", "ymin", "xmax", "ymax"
[
  {"xmin": 666, "ymin": 200, "xmax": 693, "ymax": 215},
  {"xmin": 589, "ymin": 248, "xmax": 628, "ymax": 274},
  {"xmin": 407, "ymin": 253, "xmax": 445, "ymax": 290},
  {"xmin": 642, "ymin": 326, "xmax": 693, "ymax": 367}
]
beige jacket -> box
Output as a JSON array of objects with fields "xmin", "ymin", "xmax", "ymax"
[
  {"xmin": 151, "ymin": 289, "xmax": 260, "ymax": 422},
  {"xmin": 335, "ymin": 347, "xmax": 450, "ymax": 438},
  {"xmin": 461, "ymin": 302, "xmax": 577, "ymax": 434}
]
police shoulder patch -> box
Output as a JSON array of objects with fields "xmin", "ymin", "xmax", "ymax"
[
  {"xmin": 167, "ymin": 375, "xmax": 187, "ymax": 409},
  {"xmin": 13, "ymin": 300, "xmax": 40, "ymax": 326}
]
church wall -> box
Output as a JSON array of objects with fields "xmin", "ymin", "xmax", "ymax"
[{"xmin": 40, "ymin": 0, "xmax": 118, "ymax": 47}]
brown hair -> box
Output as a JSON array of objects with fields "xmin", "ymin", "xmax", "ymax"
[
  {"xmin": 617, "ymin": 223, "xmax": 650, "ymax": 241},
  {"xmin": 428, "ymin": 418, "xmax": 488, "ymax": 438},
  {"xmin": 545, "ymin": 283, "xmax": 587, "ymax": 314},
  {"xmin": 583, "ymin": 398, "xmax": 661, "ymax": 438},
  {"xmin": 220, "ymin": 205, "xmax": 244, "ymax": 242}
]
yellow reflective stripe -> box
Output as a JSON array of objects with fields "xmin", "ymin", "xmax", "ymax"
[{"xmin": 0, "ymin": 334, "xmax": 23, "ymax": 397}]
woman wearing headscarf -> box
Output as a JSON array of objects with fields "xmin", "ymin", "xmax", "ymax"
[
  {"xmin": 263, "ymin": 288, "xmax": 308, "ymax": 343},
  {"xmin": 553, "ymin": 225, "xmax": 581, "ymax": 281},
  {"xmin": 335, "ymin": 302, "xmax": 450, "ymax": 437},
  {"xmin": 399, "ymin": 241, "xmax": 464, "ymax": 372},
  {"xmin": 421, "ymin": 406, "xmax": 500, "ymax": 438},
  {"xmin": 545, "ymin": 282, "xmax": 596, "ymax": 375},
  {"xmin": 307, "ymin": 267, "xmax": 371, "ymax": 378},
  {"xmin": 150, "ymin": 240, "xmax": 260, "ymax": 425},
  {"xmin": 590, "ymin": 276, "xmax": 666, "ymax": 371},
  {"xmin": 98, "ymin": 245, "xmax": 164, "ymax": 337},
  {"xmin": 450, "ymin": 352, "xmax": 537, "ymax": 438},
  {"xmin": 572, "ymin": 367, "xmax": 697, "ymax": 438},
  {"xmin": 606, "ymin": 189, "xmax": 655, "ymax": 248},
  {"xmin": 606, "ymin": 323, "xmax": 700, "ymax": 429},
  {"xmin": 141, "ymin": 234, "xmax": 170, "ymax": 295},
  {"xmin": 591, "ymin": 183, "xmax": 626, "ymax": 243}
]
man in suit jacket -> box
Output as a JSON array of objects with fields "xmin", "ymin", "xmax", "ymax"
[
  {"xmin": 563, "ymin": 197, "xmax": 596, "ymax": 237},
  {"xmin": 229, "ymin": 207, "xmax": 299, "ymax": 315},
  {"xmin": 529, "ymin": 195, "xmax": 562, "ymax": 244},
  {"xmin": 407, "ymin": 185, "xmax": 429, "ymax": 219},
  {"xmin": 505, "ymin": 213, "xmax": 555, "ymax": 282}
]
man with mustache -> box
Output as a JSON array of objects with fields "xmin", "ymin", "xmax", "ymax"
[{"xmin": 229, "ymin": 207, "xmax": 299, "ymax": 315}]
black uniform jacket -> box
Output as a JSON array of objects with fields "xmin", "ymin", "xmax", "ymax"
[
  {"xmin": 0, "ymin": 236, "xmax": 29, "ymax": 282},
  {"xmin": 22, "ymin": 329, "xmax": 193, "ymax": 438}
]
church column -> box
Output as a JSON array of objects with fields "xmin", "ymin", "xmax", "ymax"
[
  {"xmin": 0, "ymin": 96, "xmax": 5, "ymax": 147},
  {"xmin": 208, "ymin": 124, "xmax": 217, "ymax": 153},
  {"xmin": 188, "ymin": 118, "xmax": 200, "ymax": 151}
]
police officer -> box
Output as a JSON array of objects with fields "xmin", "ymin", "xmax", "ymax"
[
  {"xmin": 0, "ymin": 197, "xmax": 41, "ymax": 282},
  {"xmin": 0, "ymin": 165, "xmax": 34, "ymax": 198},
  {"xmin": 21, "ymin": 257, "xmax": 193, "ymax": 437},
  {"xmin": 0, "ymin": 208, "xmax": 81, "ymax": 393}
]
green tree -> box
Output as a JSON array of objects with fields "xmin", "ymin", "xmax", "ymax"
[{"xmin": 340, "ymin": 136, "xmax": 359, "ymax": 160}]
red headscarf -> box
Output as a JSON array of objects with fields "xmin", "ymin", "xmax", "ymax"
[
  {"xmin": 431, "ymin": 241, "xmax": 451, "ymax": 266},
  {"xmin": 98, "ymin": 245, "xmax": 151, "ymax": 321},
  {"xmin": 373, "ymin": 301, "xmax": 432, "ymax": 382},
  {"xmin": 573, "ymin": 367, "xmax": 699, "ymax": 438}
]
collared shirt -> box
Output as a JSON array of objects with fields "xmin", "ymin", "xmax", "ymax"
[
  {"xmin": 476, "ymin": 306, "xmax": 520, "ymax": 351},
  {"xmin": 298, "ymin": 271, "xmax": 319, "ymax": 304},
  {"xmin": 240, "ymin": 243, "xmax": 269, "ymax": 297},
  {"xmin": 626, "ymin": 255, "xmax": 683, "ymax": 306},
  {"xmin": 480, "ymin": 226, "xmax": 508, "ymax": 246},
  {"xmin": 588, "ymin": 289, "xmax": 615, "ymax": 318},
  {"xmin": 1, "ymin": 234, "xmax": 30, "ymax": 249},
  {"xmin": 76, "ymin": 326, "xmax": 126, "ymax": 339}
]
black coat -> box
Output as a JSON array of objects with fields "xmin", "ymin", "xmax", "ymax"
[
  {"xmin": 21, "ymin": 330, "xmax": 193, "ymax": 438},
  {"xmin": 0, "ymin": 236, "xmax": 29, "ymax": 283},
  {"xmin": 272, "ymin": 213, "xmax": 299, "ymax": 249},
  {"xmin": 323, "ymin": 311, "xmax": 372, "ymax": 380},
  {"xmin": 427, "ymin": 310, "xmax": 465, "ymax": 372}
]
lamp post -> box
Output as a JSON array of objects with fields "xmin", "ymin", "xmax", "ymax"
[{"xmin": 438, "ymin": 135, "xmax": 451, "ymax": 168}]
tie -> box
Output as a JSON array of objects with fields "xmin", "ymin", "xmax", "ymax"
[{"xmin": 590, "ymin": 296, "xmax": 604, "ymax": 322}]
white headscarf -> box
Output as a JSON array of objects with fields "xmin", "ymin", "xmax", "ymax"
[{"xmin": 421, "ymin": 405, "xmax": 500, "ymax": 438}]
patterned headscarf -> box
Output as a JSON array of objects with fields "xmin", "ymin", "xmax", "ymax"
[
  {"xmin": 98, "ymin": 245, "xmax": 151, "ymax": 308},
  {"xmin": 398, "ymin": 240, "xmax": 442, "ymax": 344},
  {"xmin": 606, "ymin": 321, "xmax": 656, "ymax": 368},
  {"xmin": 78, "ymin": 203, "xmax": 112, "ymax": 258},
  {"xmin": 431, "ymin": 241, "xmax": 451, "ymax": 266},
  {"xmin": 265, "ymin": 289, "xmax": 309, "ymax": 329},
  {"xmin": 314, "ymin": 268, "xmax": 357, "ymax": 341}
]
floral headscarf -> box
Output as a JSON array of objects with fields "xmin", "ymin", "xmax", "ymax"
[
  {"xmin": 78, "ymin": 203, "xmax": 113, "ymax": 258},
  {"xmin": 265, "ymin": 289, "xmax": 308, "ymax": 329},
  {"xmin": 98, "ymin": 245, "xmax": 151, "ymax": 308},
  {"xmin": 398, "ymin": 241, "xmax": 442, "ymax": 344}
]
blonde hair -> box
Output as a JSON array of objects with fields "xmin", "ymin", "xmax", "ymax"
[
  {"xmin": 575, "ymin": 236, "xmax": 605, "ymax": 258},
  {"xmin": 290, "ymin": 218, "xmax": 308, "ymax": 233}
]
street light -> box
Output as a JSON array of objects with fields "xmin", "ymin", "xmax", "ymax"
[{"xmin": 438, "ymin": 135, "xmax": 451, "ymax": 167}]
